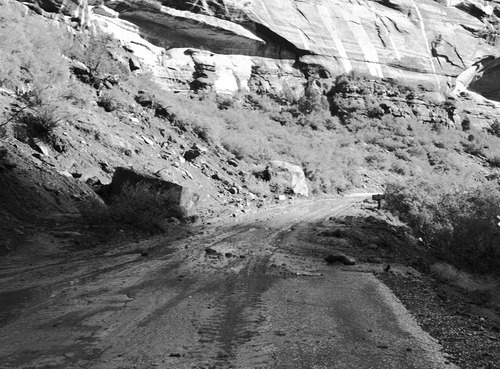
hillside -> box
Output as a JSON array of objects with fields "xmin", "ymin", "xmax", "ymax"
[
  {"xmin": 1, "ymin": 0, "xmax": 500, "ymax": 367},
  {"xmin": 1, "ymin": 0, "xmax": 500, "ymax": 259}
]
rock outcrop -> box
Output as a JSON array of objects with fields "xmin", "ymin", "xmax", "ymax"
[
  {"xmin": 13, "ymin": 0, "xmax": 500, "ymax": 99},
  {"xmin": 94, "ymin": 0, "xmax": 500, "ymax": 93},
  {"xmin": 108, "ymin": 167, "xmax": 199, "ymax": 218},
  {"xmin": 269, "ymin": 160, "xmax": 309, "ymax": 197}
]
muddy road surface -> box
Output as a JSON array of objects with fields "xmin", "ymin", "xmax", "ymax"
[{"xmin": 0, "ymin": 196, "xmax": 456, "ymax": 368}]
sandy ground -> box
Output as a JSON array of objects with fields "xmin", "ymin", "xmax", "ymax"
[{"xmin": 0, "ymin": 196, "xmax": 461, "ymax": 368}]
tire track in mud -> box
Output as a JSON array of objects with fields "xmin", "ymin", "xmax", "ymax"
[
  {"xmin": 186, "ymin": 255, "xmax": 277, "ymax": 368},
  {"xmin": 167, "ymin": 222, "xmax": 295, "ymax": 368},
  {"xmin": 174, "ymin": 197, "xmax": 366, "ymax": 368},
  {"xmin": 0, "ymin": 196, "xmax": 376, "ymax": 368}
]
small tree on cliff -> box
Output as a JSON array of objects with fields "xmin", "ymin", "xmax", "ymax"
[
  {"xmin": 298, "ymin": 79, "xmax": 329, "ymax": 115},
  {"xmin": 68, "ymin": 33, "xmax": 127, "ymax": 88}
]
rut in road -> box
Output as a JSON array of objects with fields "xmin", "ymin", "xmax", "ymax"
[
  {"xmin": 171, "ymin": 197, "xmax": 375, "ymax": 367},
  {"xmin": 188, "ymin": 255, "xmax": 277, "ymax": 368}
]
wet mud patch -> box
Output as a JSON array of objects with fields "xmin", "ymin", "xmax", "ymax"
[
  {"xmin": 0, "ymin": 285, "xmax": 55, "ymax": 326},
  {"xmin": 189, "ymin": 256, "xmax": 278, "ymax": 367}
]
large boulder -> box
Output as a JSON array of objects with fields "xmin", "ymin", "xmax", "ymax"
[
  {"xmin": 269, "ymin": 160, "xmax": 309, "ymax": 197},
  {"xmin": 108, "ymin": 167, "xmax": 199, "ymax": 217}
]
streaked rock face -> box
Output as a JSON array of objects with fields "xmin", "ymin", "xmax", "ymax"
[{"xmin": 13, "ymin": 0, "xmax": 500, "ymax": 98}]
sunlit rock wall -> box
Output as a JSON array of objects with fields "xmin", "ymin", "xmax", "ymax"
[{"xmin": 12, "ymin": 0, "xmax": 500, "ymax": 98}]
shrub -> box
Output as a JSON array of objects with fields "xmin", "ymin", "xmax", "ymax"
[
  {"xmin": 297, "ymin": 80, "xmax": 328, "ymax": 114},
  {"xmin": 270, "ymin": 111, "xmax": 294, "ymax": 127},
  {"xmin": 0, "ymin": 8, "xmax": 69, "ymax": 95},
  {"xmin": 407, "ymin": 145, "xmax": 427, "ymax": 160},
  {"xmin": 394, "ymin": 149, "xmax": 411, "ymax": 161},
  {"xmin": 430, "ymin": 262, "xmax": 498, "ymax": 294},
  {"xmin": 244, "ymin": 92, "xmax": 277, "ymax": 112},
  {"xmin": 461, "ymin": 139, "xmax": 485, "ymax": 157},
  {"xmin": 216, "ymin": 94, "xmax": 235, "ymax": 110},
  {"xmin": 97, "ymin": 88, "xmax": 134, "ymax": 113},
  {"xmin": 376, "ymin": 136, "xmax": 406, "ymax": 152},
  {"xmin": 14, "ymin": 106, "xmax": 65, "ymax": 143},
  {"xmin": 0, "ymin": 4, "xmax": 80, "ymax": 140},
  {"xmin": 461, "ymin": 117, "xmax": 471, "ymax": 131},
  {"xmin": 490, "ymin": 119, "xmax": 500, "ymax": 137},
  {"xmin": 243, "ymin": 173, "xmax": 272, "ymax": 197},
  {"xmin": 384, "ymin": 179, "xmax": 500, "ymax": 274},
  {"xmin": 79, "ymin": 196, "xmax": 111, "ymax": 227},
  {"xmin": 98, "ymin": 89, "xmax": 121, "ymax": 112},
  {"xmin": 67, "ymin": 33, "xmax": 128, "ymax": 88},
  {"xmin": 221, "ymin": 137, "xmax": 248, "ymax": 160},
  {"xmin": 192, "ymin": 119, "xmax": 218, "ymax": 142},
  {"xmin": 108, "ymin": 183, "xmax": 186, "ymax": 233},
  {"xmin": 365, "ymin": 153, "xmax": 386, "ymax": 167},
  {"xmin": 487, "ymin": 155, "xmax": 500, "ymax": 168},
  {"xmin": 61, "ymin": 80, "xmax": 92, "ymax": 107},
  {"xmin": 390, "ymin": 161, "xmax": 409, "ymax": 175},
  {"xmin": 269, "ymin": 175, "xmax": 294, "ymax": 195}
]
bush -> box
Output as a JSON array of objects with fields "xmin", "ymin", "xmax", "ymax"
[
  {"xmin": 490, "ymin": 120, "xmax": 500, "ymax": 137},
  {"xmin": 79, "ymin": 196, "xmax": 111, "ymax": 227},
  {"xmin": 390, "ymin": 161, "xmax": 409, "ymax": 175},
  {"xmin": 243, "ymin": 92, "xmax": 278, "ymax": 113},
  {"xmin": 0, "ymin": 8, "xmax": 68, "ymax": 92},
  {"xmin": 430, "ymin": 262, "xmax": 498, "ymax": 294},
  {"xmin": 108, "ymin": 183, "xmax": 186, "ymax": 233},
  {"xmin": 462, "ymin": 139, "xmax": 485, "ymax": 157},
  {"xmin": 97, "ymin": 88, "xmax": 129, "ymax": 112},
  {"xmin": 221, "ymin": 136, "xmax": 249, "ymax": 160},
  {"xmin": 385, "ymin": 179, "xmax": 500, "ymax": 274},
  {"xmin": 14, "ymin": 106, "xmax": 65, "ymax": 143},
  {"xmin": 394, "ymin": 149, "xmax": 411, "ymax": 161},
  {"xmin": 67, "ymin": 33, "xmax": 128, "ymax": 88},
  {"xmin": 488, "ymin": 155, "xmax": 500, "ymax": 168},
  {"xmin": 297, "ymin": 80, "xmax": 329, "ymax": 115},
  {"xmin": 244, "ymin": 173, "xmax": 272, "ymax": 197},
  {"xmin": 365, "ymin": 153, "xmax": 387, "ymax": 168},
  {"xmin": 216, "ymin": 94, "xmax": 235, "ymax": 110}
]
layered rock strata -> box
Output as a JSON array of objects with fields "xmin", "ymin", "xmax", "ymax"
[{"xmin": 12, "ymin": 0, "xmax": 500, "ymax": 100}]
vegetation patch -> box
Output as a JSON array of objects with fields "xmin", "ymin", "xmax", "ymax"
[
  {"xmin": 384, "ymin": 179, "xmax": 500, "ymax": 275},
  {"xmin": 80, "ymin": 183, "xmax": 186, "ymax": 234}
]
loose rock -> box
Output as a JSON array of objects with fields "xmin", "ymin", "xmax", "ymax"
[{"xmin": 324, "ymin": 254, "xmax": 356, "ymax": 266}]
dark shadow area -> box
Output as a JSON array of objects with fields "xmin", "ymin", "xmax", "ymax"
[
  {"xmin": 467, "ymin": 56, "xmax": 500, "ymax": 102},
  {"xmin": 0, "ymin": 146, "xmax": 196, "ymax": 259},
  {"xmin": 455, "ymin": 3, "xmax": 488, "ymax": 21},
  {"xmin": 117, "ymin": 10, "xmax": 307, "ymax": 59}
]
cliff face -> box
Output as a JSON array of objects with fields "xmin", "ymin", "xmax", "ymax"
[{"xmin": 15, "ymin": 0, "xmax": 500, "ymax": 99}]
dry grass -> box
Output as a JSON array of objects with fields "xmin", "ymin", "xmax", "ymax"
[
  {"xmin": 430, "ymin": 262, "xmax": 499, "ymax": 294},
  {"xmin": 79, "ymin": 183, "xmax": 186, "ymax": 234}
]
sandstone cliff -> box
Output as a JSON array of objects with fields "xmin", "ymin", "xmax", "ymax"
[{"xmin": 15, "ymin": 0, "xmax": 500, "ymax": 100}]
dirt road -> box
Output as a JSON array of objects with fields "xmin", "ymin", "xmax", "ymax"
[{"xmin": 0, "ymin": 196, "xmax": 456, "ymax": 368}]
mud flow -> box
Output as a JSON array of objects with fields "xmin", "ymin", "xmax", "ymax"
[{"xmin": 0, "ymin": 196, "xmax": 458, "ymax": 368}]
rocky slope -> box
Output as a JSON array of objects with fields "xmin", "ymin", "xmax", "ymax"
[
  {"xmin": 17, "ymin": 0, "xmax": 500, "ymax": 100},
  {"xmin": 2, "ymin": 0, "xmax": 500, "ymax": 258}
]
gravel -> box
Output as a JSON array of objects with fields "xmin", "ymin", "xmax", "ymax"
[{"xmin": 378, "ymin": 272, "xmax": 500, "ymax": 369}]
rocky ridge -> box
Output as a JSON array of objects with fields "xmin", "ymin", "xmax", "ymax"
[{"xmin": 17, "ymin": 0, "xmax": 500, "ymax": 102}]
